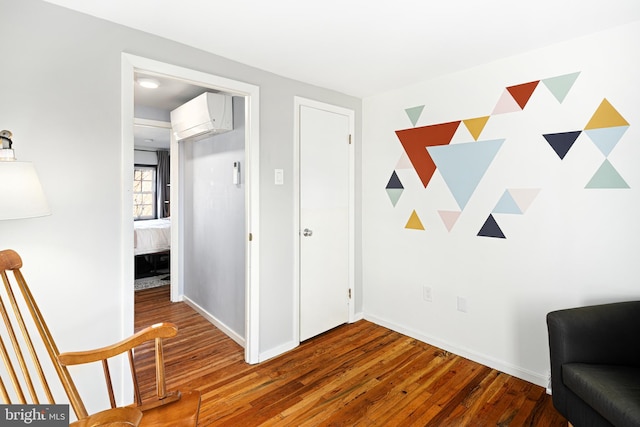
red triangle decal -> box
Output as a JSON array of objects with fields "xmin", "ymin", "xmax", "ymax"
[
  {"xmin": 506, "ymin": 81, "xmax": 540, "ymax": 109},
  {"xmin": 395, "ymin": 121, "xmax": 461, "ymax": 188}
]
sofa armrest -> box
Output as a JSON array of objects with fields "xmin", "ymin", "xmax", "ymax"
[
  {"xmin": 547, "ymin": 300, "xmax": 640, "ymax": 422},
  {"xmin": 547, "ymin": 301, "xmax": 640, "ymax": 368}
]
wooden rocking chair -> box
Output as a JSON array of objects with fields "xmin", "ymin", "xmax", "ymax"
[{"xmin": 0, "ymin": 249, "xmax": 200, "ymax": 426}]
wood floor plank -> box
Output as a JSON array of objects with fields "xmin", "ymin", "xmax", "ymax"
[{"xmin": 134, "ymin": 285, "xmax": 567, "ymax": 426}]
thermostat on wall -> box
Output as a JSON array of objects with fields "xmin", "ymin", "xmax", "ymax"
[{"xmin": 233, "ymin": 161, "xmax": 240, "ymax": 185}]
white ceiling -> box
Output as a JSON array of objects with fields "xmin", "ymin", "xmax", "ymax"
[
  {"xmin": 43, "ymin": 0, "xmax": 640, "ymax": 98},
  {"xmin": 133, "ymin": 73, "xmax": 208, "ymax": 150},
  {"xmin": 134, "ymin": 73, "xmax": 212, "ymax": 112}
]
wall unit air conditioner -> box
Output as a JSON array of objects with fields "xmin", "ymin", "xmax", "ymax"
[{"xmin": 170, "ymin": 92, "xmax": 233, "ymax": 142}]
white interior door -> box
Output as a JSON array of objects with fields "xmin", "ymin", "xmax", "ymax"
[{"xmin": 299, "ymin": 103, "xmax": 351, "ymax": 341}]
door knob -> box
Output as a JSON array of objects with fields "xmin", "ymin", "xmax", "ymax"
[{"xmin": 303, "ymin": 228, "xmax": 313, "ymax": 237}]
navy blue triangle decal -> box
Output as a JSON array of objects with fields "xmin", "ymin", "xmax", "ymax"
[
  {"xmin": 386, "ymin": 170, "xmax": 404, "ymax": 189},
  {"xmin": 478, "ymin": 214, "xmax": 506, "ymax": 239},
  {"xmin": 543, "ymin": 131, "xmax": 582, "ymax": 160}
]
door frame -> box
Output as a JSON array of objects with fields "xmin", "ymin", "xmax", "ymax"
[
  {"xmin": 121, "ymin": 53, "xmax": 261, "ymax": 364},
  {"xmin": 293, "ymin": 97, "xmax": 356, "ymax": 343}
]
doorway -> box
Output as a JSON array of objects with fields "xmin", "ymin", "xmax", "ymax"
[
  {"xmin": 294, "ymin": 97, "xmax": 355, "ymax": 342},
  {"xmin": 121, "ymin": 54, "xmax": 260, "ymax": 363}
]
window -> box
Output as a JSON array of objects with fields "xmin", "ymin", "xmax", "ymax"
[{"xmin": 133, "ymin": 165, "xmax": 156, "ymax": 220}]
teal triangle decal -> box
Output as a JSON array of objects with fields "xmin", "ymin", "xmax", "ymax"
[
  {"xmin": 405, "ymin": 105, "xmax": 425, "ymax": 127},
  {"xmin": 427, "ymin": 139, "xmax": 504, "ymax": 210},
  {"xmin": 585, "ymin": 126, "xmax": 629, "ymax": 157},
  {"xmin": 542, "ymin": 72, "xmax": 580, "ymax": 103},
  {"xmin": 585, "ymin": 159, "xmax": 629, "ymax": 189},
  {"xmin": 493, "ymin": 190, "xmax": 522, "ymax": 214},
  {"xmin": 386, "ymin": 188, "xmax": 404, "ymax": 206}
]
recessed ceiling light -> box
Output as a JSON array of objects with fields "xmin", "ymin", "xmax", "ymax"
[{"xmin": 137, "ymin": 78, "xmax": 160, "ymax": 89}]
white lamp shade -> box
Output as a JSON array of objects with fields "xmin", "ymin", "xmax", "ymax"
[{"xmin": 0, "ymin": 161, "xmax": 50, "ymax": 220}]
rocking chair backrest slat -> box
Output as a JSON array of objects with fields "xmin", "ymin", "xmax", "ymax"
[
  {"xmin": 128, "ymin": 349, "xmax": 142, "ymax": 406},
  {"xmin": 0, "ymin": 249, "xmax": 200, "ymax": 426},
  {"xmin": 0, "ymin": 250, "xmax": 88, "ymax": 419},
  {"xmin": 0, "ymin": 310, "xmax": 29, "ymax": 404},
  {"xmin": 0, "ymin": 281, "xmax": 29, "ymax": 404},
  {"xmin": 1, "ymin": 269, "xmax": 53, "ymax": 404},
  {"xmin": 0, "ymin": 371, "xmax": 11, "ymax": 402},
  {"xmin": 155, "ymin": 337, "xmax": 167, "ymax": 399},
  {"xmin": 101, "ymin": 359, "xmax": 117, "ymax": 409}
]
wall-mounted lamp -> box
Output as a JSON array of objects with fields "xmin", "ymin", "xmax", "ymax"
[{"xmin": 0, "ymin": 130, "xmax": 50, "ymax": 220}]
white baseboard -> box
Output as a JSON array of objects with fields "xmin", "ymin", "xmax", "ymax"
[
  {"xmin": 182, "ymin": 296, "xmax": 245, "ymax": 348},
  {"xmin": 257, "ymin": 314, "xmax": 364, "ymax": 363},
  {"xmin": 364, "ymin": 313, "xmax": 548, "ymax": 388},
  {"xmin": 259, "ymin": 340, "xmax": 299, "ymax": 363}
]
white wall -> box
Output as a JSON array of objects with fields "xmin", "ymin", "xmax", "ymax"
[
  {"xmin": 362, "ymin": 21, "xmax": 640, "ymax": 387},
  {"xmin": 182, "ymin": 97, "xmax": 246, "ymax": 341},
  {"xmin": 0, "ymin": 0, "xmax": 361, "ymax": 416}
]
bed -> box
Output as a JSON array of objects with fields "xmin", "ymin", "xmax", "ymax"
[{"xmin": 134, "ymin": 218, "xmax": 171, "ymax": 256}]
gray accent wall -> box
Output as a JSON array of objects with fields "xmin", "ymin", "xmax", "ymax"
[
  {"xmin": 182, "ymin": 97, "xmax": 246, "ymax": 338},
  {"xmin": 0, "ymin": 0, "xmax": 362, "ymax": 414}
]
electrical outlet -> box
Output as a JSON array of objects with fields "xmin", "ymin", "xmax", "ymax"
[
  {"xmin": 457, "ymin": 296, "xmax": 467, "ymax": 313},
  {"xmin": 423, "ymin": 286, "xmax": 432, "ymax": 302}
]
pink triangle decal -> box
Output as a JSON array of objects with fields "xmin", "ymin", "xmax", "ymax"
[
  {"xmin": 508, "ymin": 188, "xmax": 540, "ymax": 213},
  {"xmin": 395, "ymin": 152, "xmax": 413, "ymax": 169},
  {"xmin": 438, "ymin": 210, "xmax": 461, "ymax": 232},
  {"xmin": 492, "ymin": 89, "xmax": 522, "ymax": 115}
]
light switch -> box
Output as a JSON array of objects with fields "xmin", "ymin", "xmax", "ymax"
[{"xmin": 274, "ymin": 169, "xmax": 284, "ymax": 185}]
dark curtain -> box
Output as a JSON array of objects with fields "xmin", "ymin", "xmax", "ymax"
[{"xmin": 156, "ymin": 150, "xmax": 170, "ymax": 218}]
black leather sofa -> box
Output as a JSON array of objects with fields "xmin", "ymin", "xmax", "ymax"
[{"xmin": 547, "ymin": 301, "xmax": 640, "ymax": 427}]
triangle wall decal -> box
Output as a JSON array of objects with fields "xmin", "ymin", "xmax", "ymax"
[
  {"xmin": 478, "ymin": 214, "xmax": 506, "ymax": 238},
  {"xmin": 508, "ymin": 188, "xmax": 540, "ymax": 213},
  {"xmin": 438, "ymin": 210, "xmax": 461, "ymax": 232},
  {"xmin": 386, "ymin": 171, "xmax": 404, "ymax": 189},
  {"xmin": 585, "ymin": 160, "xmax": 629, "ymax": 189},
  {"xmin": 585, "ymin": 99, "xmax": 629, "ymax": 129},
  {"xmin": 405, "ymin": 210, "xmax": 425, "ymax": 230},
  {"xmin": 463, "ymin": 116, "xmax": 490, "ymax": 141},
  {"xmin": 543, "ymin": 131, "xmax": 582, "ymax": 160},
  {"xmin": 492, "ymin": 89, "xmax": 522, "ymax": 115},
  {"xmin": 542, "ymin": 72, "xmax": 580, "ymax": 103},
  {"xmin": 405, "ymin": 105, "xmax": 425, "ymax": 127},
  {"xmin": 506, "ymin": 81, "xmax": 540, "ymax": 109},
  {"xmin": 395, "ymin": 121, "xmax": 461, "ymax": 188},
  {"xmin": 585, "ymin": 126, "xmax": 629, "ymax": 157},
  {"xmin": 427, "ymin": 139, "xmax": 504, "ymax": 210},
  {"xmin": 386, "ymin": 188, "xmax": 404, "ymax": 207},
  {"xmin": 395, "ymin": 152, "xmax": 413, "ymax": 169},
  {"xmin": 493, "ymin": 190, "xmax": 522, "ymax": 214}
]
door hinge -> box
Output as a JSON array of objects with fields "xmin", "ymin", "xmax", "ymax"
[
  {"xmin": 249, "ymin": 233, "xmax": 253, "ymax": 241},
  {"xmin": 348, "ymin": 134, "xmax": 352, "ymax": 145},
  {"xmin": 348, "ymin": 289, "xmax": 352, "ymax": 299}
]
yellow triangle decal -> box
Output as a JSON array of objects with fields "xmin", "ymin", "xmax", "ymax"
[
  {"xmin": 405, "ymin": 210, "xmax": 425, "ymax": 230},
  {"xmin": 463, "ymin": 116, "xmax": 490, "ymax": 141},
  {"xmin": 585, "ymin": 99, "xmax": 629, "ymax": 129}
]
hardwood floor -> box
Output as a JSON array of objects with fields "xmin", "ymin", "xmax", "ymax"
[{"xmin": 134, "ymin": 286, "xmax": 567, "ymax": 426}]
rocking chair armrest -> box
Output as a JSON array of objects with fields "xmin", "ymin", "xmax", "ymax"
[
  {"xmin": 59, "ymin": 322, "xmax": 178, "ymax": 366},
  {"xmin": 70, "ymin": 406, "xmax": 143, "ymax": 426}
]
